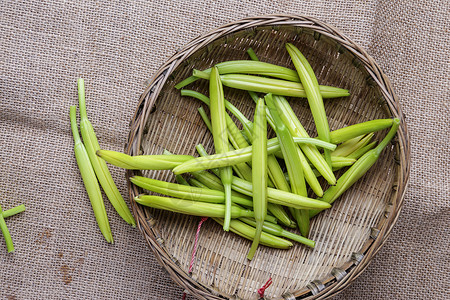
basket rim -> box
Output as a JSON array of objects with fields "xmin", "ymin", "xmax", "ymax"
[{"xmin": 125, "ymin": 14, "xmax": 411, "ymax": 300}]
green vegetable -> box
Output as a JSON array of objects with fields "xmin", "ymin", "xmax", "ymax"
[
  {"xmin": 271, "ymin": 95, "xmax": 324, "ymax": 197},
  {"xmin": 247, "ymin": 98, "xmax": 268, "ymax": 260},
  {"xmin": 175, "ymin": 60, "xmax": 300, "ymax": 89},
  {"xmin": 135, "ymin": 195, "xmax": 277, "ymax": 223},
  {"xmin": 181, "ymin": 89, "xmax": 253, "ymax": 137},
  {"xmin": 265, "ymin": 94, "xmax": 310, "ymax": 237},
  {"xmin": 193, "ymin": 71, "xmax": 350, "ymax": 99},
  {"xmin": 97, "ymin": 150, "xmax": 193, "ymax": 170},
  {"xmin": 196, "ymin": 145, "xmax": 295, "ymax": 228},
  {"xmin": 1, "ymin": 204, "xmax": 26, "ymax": 219},
  {"xmin": 188, "ymin": 178, "xmax": 210, "ymax": 189},
  {"xmin": 195, "ymin": 118, "xmax": 253, "ymax": 182},
  {"xmin": 239, "ymin": 218, "xmax": 315, "ymax": 248},
  {"xmin": 274, "ymin": 95, "xmax": 336, "ymax": 186},
  {"xmin": 130, "ymin": 176, "xmax": 253, "ymax": 207},
  {"xmin": 197, "ymin": 106, "xmax": 212, "ymax": 132},
  {"xmin": 70, "ymin": 106, "xmax": 113, "ymax": 243},
  {"xmin": 209, "ymin": 67, "xmax": 233, "ymax": 231},
  {"xmin": 172, "ymin": 136, "xmax": 335, "ymax": 174},
  {"xmin": 286, "ymin": 43, "xmax": 333, "ymax": 170},
  {"xmin": 0, "ymin": 204, "xmax": 15, "ymax": 252},
  {"xmin": 135, "ymin": 195, "xmax": 254, "ymax": 219},
  {"xmin": 246, "ymin": 48, "xmax": 260, "ymax": 62},
  {"xmin": 329, "ymin": 119, "xmax": 394, "ymax": 144},
  {"xmin": 332, "ymin": 133, "xmax": 374, "ymax": 157},
  {"xmin": 213, "ymin": 218, "xmax": 292, "ymax": 249},
  {"xmin": 347, "ymin": 141, "xmax": 377, "ymax": 160},
  {"xmin": 175, "ymin": 175, "xmax": 190, "ymax": 186},
  {"xmin": 310, "ymin": 118, "xmax": 400, "ymax": 218},
  {"xmin": 77, "ymin": 79, "xmax": 135, "ymax": 227}
]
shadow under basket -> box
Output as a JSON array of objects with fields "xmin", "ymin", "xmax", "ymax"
[{"xmin": 126, "ymin": 15, "xmax": 410, "ymax": 300}]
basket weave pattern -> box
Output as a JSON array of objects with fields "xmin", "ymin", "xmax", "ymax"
[{"xmin": 126, "ymin": 15, "xmax": 410, "ymax": 300}]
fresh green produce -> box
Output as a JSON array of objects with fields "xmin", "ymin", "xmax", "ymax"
[
  {"xmin": 209, "ymin": 67, "xmax": 233, "ymax": 231},
  {"xmin": 90, "ymin": 43, "xmax": 400, "ymax": 260},
  {"xmin": 310, "ymin": 119, "xmax": 400, "ymax": 217},
  {"xmin": 172, "ymin": 137, "xmax": 335, "ymax": 174},
  {"xmin": 0, "ymin": 204, "xmax": 15, "ymax": 252},
  {"xmin": 246, "ymin": 48, "xmax": 259, "ymax": 62},
  {"xmin": 97, "ymin": 150, "xmax": 193, "ymax": 170},
  {"xmin": 239, "ymin": 218, "xmax": 314, "ymax": 248},
  {"xmin": 77, "ymin": 79, "xmax": 135, "ymax": 227},
  {"xmin": 193, "ymin": 70, "xmax": 350, "ymax": 99},
  {"xmin": 130, "ymin": 176, "xmax": 253, "ymax": 207},
  {"xmin": 331, "ymin": 133, "xmax": 374, "ymax": 157},
  {"xmin": 272, "ymin": 95, "xmax": 336, "ymax": 186},
  {"xmin": 175, "ymin": 60, "xmax": 300, "ymax": 89},
  {"xmin": 195, "ymin": 144, "xmax": 295, "ymax": 228},
  {"xmin": 247, "ymin": 98, "xmax": 268, "ymax": 259},
  {"xmin": 286, "ymin": 43, "xmax": 332, "ymax": 170},
  {"xmin": 0, "ymin": 204, "xmax": 25, "ymax": 253},
  {"xmin": 212, "ymin": 218, "xmax": 292, "ymax": 249},
  {"xmin": 1, "ymin": 204, "xmax": 25, "ymax": 219},
  {"xmin": 70, "ymin": 106, "xmax": 113, "ymax": 243},
  {"xmin": 135, "ymin": 195, "xmax": 277, "ymax": 223},
  {"xmin": 181, "ymin": 89, "xmax": 253, "ymax": 137},
  {"xmin": 265, "ymin": 93, "xmax": 310, "ymax": 237},
  {"xmin": 329, "ymin": 119, "xmax": 393, "ymax": 144},
  {"xmin": 347, "ymin": 141, "xmax": 377, "ymax": 160}
]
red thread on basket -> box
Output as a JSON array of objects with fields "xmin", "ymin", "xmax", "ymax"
[
  {"xmin": 257, "ymin": 277, "xmax": 273, "ymax": 298},
  {"xmin": 189, "ymin": 217, "xmax": 208, "ymax": 273},
  {"xmin": 182, "ymin": 217, "xmax": 209, "ymax": 299}
]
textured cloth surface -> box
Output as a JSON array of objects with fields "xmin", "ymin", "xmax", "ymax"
[{"xmin": 0, "ymin": 0, "xmax": 448, "ymax": 299}]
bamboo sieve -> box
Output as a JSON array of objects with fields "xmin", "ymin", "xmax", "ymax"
[{"xmin": 125, "ymin": 14, "xmax": 410, "ymax": 300}]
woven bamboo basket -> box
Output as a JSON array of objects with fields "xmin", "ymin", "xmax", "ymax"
[{"xmin": 126, "ymin": 15, "xmax": 410, "ymax": 300}]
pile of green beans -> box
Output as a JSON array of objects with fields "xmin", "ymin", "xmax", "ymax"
[{"xmin": 91, "ymin": 44, "xmax": 399, "ymax": 259}]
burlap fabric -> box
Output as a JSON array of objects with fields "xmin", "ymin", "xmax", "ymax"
[{"xmin": 0, "ymin": 1, "xmax": 448, "ymax": 299}]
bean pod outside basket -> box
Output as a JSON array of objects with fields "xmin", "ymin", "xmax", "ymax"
[{"xmin": 126, "ymin": 14, "xmax": 410, "ymax": 300}]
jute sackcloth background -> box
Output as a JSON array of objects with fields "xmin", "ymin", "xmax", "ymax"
[{"xmin": 0, "ymin": 0, "xmax": 448, "ymax": 299}]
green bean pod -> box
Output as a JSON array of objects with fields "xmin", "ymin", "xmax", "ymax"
[
  {"xmin": 190, "ymin": 170, "xmax": 252, "ymax": 200},
  {"xmin": 329, "ymin": 119, "xmax": 394, "ymax": 144},
  {"xmin": 247, "ymin": 98, "xmax": 268, "ymax": 260},
  {"xmin": 209, "ymin": 67, "xmax": 233, "ymax": 231},
  {"xmin": 347, "ymin": 141, "xmax": 377, "ymax": 160},
  {"xmin": 1, "ymin": 204, "xmax": 26, "ymax": 219},
  {"xmin": 0, "ymin": 204, "xmax": 14, "ymax": 252},
  {"xmin": 239, "ymin": 218, "xmax": 315, "ymax": 248},
  {"xmin": 97, "ymin": 150, "xmax": 193, "ymax": 170},
  {"xmin": 310, "ymin": 118, "xmax": 400, "ymax": 218},
  {"xmin": 182, "ymin": 89, "xmax": 253, "ymax": 137},
  {"xmin": 213, "ymin": 218, "xmax": 293, "ymax": 249},
  {"xmin": 193, "ymin": 71, "xmax": 350, "ymax": 99},
  {"xmin": 190, "ymin": 171, "xmax": 330, "ymax": 210},
  {"xmin": 77, "ymin": 79, "xmax": 136, "ymax": 227},
  {"xmin": 265, "ymin": 94, "xmax": 310, "ymax": 236},
  {"xmin": 195, "ymin": 116, "xmax": 253, "ymax": 182},
  {"xmin": 246, "ymin": 48, "xmax": 260, "ymax": 62},
  {"xmin": 130, "ymin": 176, "xmax": 253, "ymax": 207},
  {"xmin": 332, "ymin": 133, "xmax": 374, "ymax": 157},
  {"xmin": 286, "ymin": 43, "xmax": 333, "ymax": 170},
  {"xmin": 135, "ymin": 195, "xmax": 276, "ymax": 223},
  {"xmin": 175, "ymin": 175, "xmax": 190, "ymax": 186},
  {"xmin": 274, "ymin": 95, "xmax": 336, "ymax": 186},
  {"xmin": 70, "ymin": 106, "xmax": 113, "ymax": 243},
  {"xmin": 188, "ymin": 178, "xmax": 210, "ymax": 189},
  {"xmin": 196, "ymin": 144, "xmax": 295, "ymax": 228},
  {"xmin": 172, "ymin": 137, "xmax": 335, "ymax": 174},
  {"xmin": 174, "ymin": 60, "xmax": 299, "ymax": 89}
]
